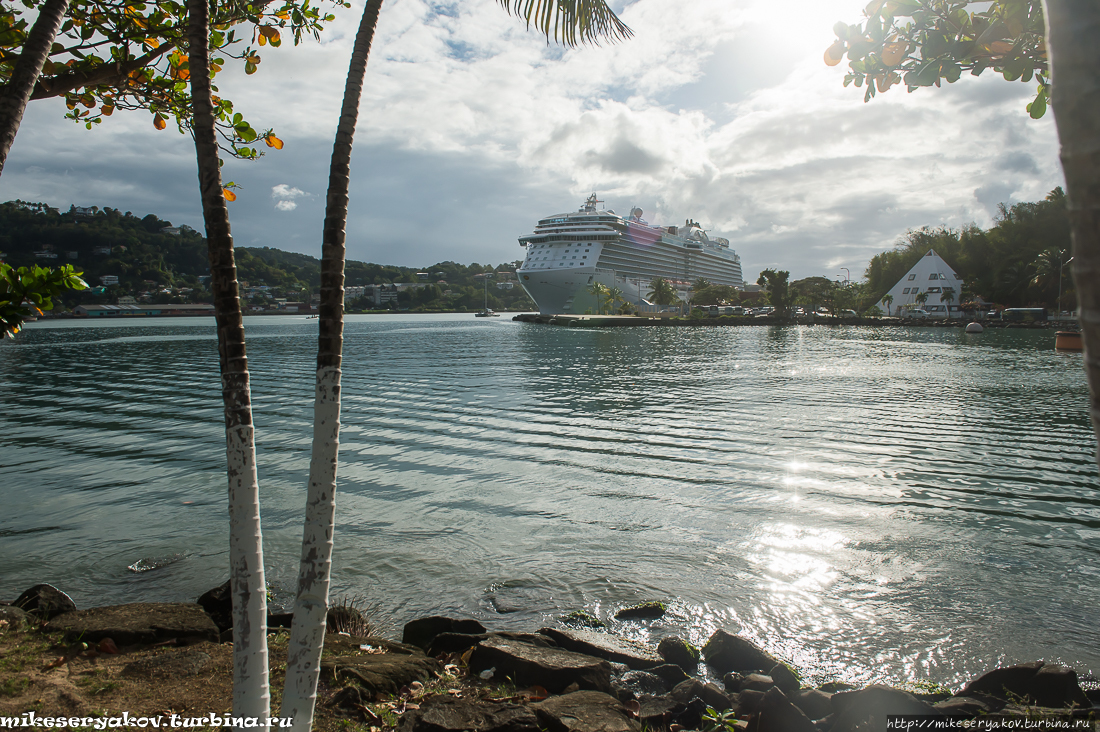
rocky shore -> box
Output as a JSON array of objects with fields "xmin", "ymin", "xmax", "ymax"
[{"xmin": 2, "ymin": 584, "xmax": 1098, "ymax": 732}]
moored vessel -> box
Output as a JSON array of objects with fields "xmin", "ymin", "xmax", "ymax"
[{"xmin": 515, "ymin": 194, "xmax": 743, "ymax": 315}]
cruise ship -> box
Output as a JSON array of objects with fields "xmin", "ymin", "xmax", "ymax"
[{"xmin": 516, "ymin": 194, "xmax": 744, "ymax": 314}]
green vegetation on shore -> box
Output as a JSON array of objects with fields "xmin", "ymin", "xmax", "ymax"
[{"xmin": 0, "ymin": 201, "xmax": 535, "ymax": 312}]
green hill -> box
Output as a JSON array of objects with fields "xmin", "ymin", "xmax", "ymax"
[{"xmin": 0, "ymin": 201, "xmax": 534, "ymax": 312}]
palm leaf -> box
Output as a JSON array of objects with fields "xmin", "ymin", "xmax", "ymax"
[{"xmin": 499, "ymin": 0, "xmax": 632, "ymax": 46}]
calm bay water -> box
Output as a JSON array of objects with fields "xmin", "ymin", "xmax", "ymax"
[{"xmin": 2, "ymin": 314, "xmax": 1098, "ymax": 687}]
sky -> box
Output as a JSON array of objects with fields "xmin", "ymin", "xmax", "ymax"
[{"xmin": 0, "ymin": 0, "xmax": 1065, "ymax": 283}]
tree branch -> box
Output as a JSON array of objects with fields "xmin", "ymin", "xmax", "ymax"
[{"xmin": 28, "ymin": 42, "xmax": 173, "ymax": 100}]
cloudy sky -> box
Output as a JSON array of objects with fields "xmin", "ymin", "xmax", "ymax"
[{"xmin": 1, "ymin": 0, "xmax": 1064, "ymax": 282}]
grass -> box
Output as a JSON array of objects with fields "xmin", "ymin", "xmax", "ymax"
[
  {"xmin": 75, "ymin": 670, "xmax": 120, "ymax": 696},
  {"xmin": 0, "ymin": 676, "xmax": 30, "ymax": 697}
]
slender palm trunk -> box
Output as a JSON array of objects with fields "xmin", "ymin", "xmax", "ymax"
[
  {"xmin": 280, "ymin": 0, "xmax": 384, "ymax": 728},
  {"xmin": 0, "ymin": 0, "xmax": 69, "ymax": 175},
  {"xmin": 1044, "ymin": 0, "xmax": 1100, "ymax": 464},
  {"xmin": 187, "ymin": 0, "xmax": 270, "ymax": 721}
]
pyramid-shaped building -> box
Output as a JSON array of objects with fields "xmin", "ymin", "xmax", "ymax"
[{"xmin": 880, "ymin": 249, "xmax": 964, "ymax": 317}]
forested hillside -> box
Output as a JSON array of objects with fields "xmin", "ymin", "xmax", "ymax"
[
  {"xmin": 0, "ymin": 201, "xmax": 535, "ymax": 311},
  {"xmin": 864, "ymin": 189, "xmax": 1073, "ymax": 310}
]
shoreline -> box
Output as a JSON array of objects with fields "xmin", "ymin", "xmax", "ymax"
[
  {"xmin": 2, "ymin": 584, "xmax": 1098, "ymax": 731},
  {"xmin": 512, "ymin": 313, "xmax": 1075, "ymax": 329}
]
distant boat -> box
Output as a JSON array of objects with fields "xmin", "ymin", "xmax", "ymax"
[{"xmin": 475, "ymin": 309, "xmax": 499, "ymax": 318}]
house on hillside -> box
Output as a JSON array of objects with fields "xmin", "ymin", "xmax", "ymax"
[{"xmin": 880, "ymin": 249, "xmax": 965, "ymax": 317}]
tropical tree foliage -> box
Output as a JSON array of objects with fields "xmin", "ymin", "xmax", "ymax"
[
  {"xmin": 863, "ymin": 189, "xmax": 1073, "ymax": 309},
  {"xmin": 0, "ymin": 262, "xmax": 86, "ymax": 336},
  {"xmin": 0, "ymin": 0, "xmax": 342, "ymax": 172},
  {"xmin": 826, "ymin": 0, "xmax": 1050, "ymax": 118},
  {"xmin": 646, "ymin": 277, "xmax": 678, "ymax": 308},
  {"xmin": 691, "ymin": 277, "xmax": 740, "ymax": 306},
  {"xmin": 587, "ymin": 280, "xmax": 609, "ymax": 313},
  {"xmin": 756, "ymin": 269, "xmax": 791, "ymax": 315}
]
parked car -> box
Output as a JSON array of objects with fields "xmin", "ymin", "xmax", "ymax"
[
  {"xmin": 907, "ymin": 309, "xmax": 930, "ymax": 318},
  {"xmin": 839, "ymin": 309, "xmax": 859, "ymax": 318}
]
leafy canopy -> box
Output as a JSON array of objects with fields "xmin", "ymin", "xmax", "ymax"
[
  {"xmin": 0, "ymin": 262, "xmax": 87, "ymax": 337},
  {"xmin": 0, "ymin": 0, "xmax": 343, "ymax": 157},
  {"xmin": 826, "ymin": 0, "xmax": 1049, "ymax": 118}
]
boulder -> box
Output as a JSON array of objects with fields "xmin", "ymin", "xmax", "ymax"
[
  {"xmin": 637, "ymin": 696, "xmax": 679, "ymax": 728},
  {"xmin": 613, "ymin": 602, "xmax": 667, "ymax": 621},
  {"xmin": 768, "ymin": 663, "xmax": 801, "ymax": 693},
  {"xmin": 746, "ymin": 687, "xmax": 816, "ymax": 732},
  {"xmin": 532, "ymin": 690, "xmax": 641, "ymax": 732},
  {"xmin": 612, "ymin": 670, "xmax": 668, "ymax": 700},
  {"xmin": 428, "ymin": 632, "xmax": 489, "ymax": 657},
  {"xmin": 561, "ymin": 611, "xmax": 606, "ymax": 629},
  {"xmin": 741, "ymin": 673, "xmax": 776, "ymax": 692},
  {"xmin": 403, "ymin": 616, "xmax": 487, "ymax": 651},
  {"xmin": 702, "ymin": 630, "xmax": 781, "ymax": 674},
  {"xmin": 13, "ymin": 583, "xmax": 76, "ymax": 620},
  {"xmin": 539, "ymin": 628, "xmax": 662, "ymax": 670},
  {"xmin": 934, "ymin": 696, "xmax": 1000, "ymax": 717},
  {"xmin": 669, "ymin": 678, "xmax": 732, "ymax": 711},
  {"xmin": 196, "ymin": 580, "xmax": 232, "ymax": 631},
  {"xmin": 400, "ymin": 696, "xmax": 539, "ymax": 732},
  {"xmin": 959, "ymin": 662, "xmax": 1091, "ymax": 708},
  {"xmin": 830, "ymin": 685, "xmax": 941, "ymax": 732},
  {"xmin": 738, "ymin": 689, "xmax": 766, "ymax": 715},
  {"xmin": 646, "ymin": 664, "xmax": 690, "ymax": 687},
  {"xmin": 321, "ymin": 652, "xmax": 440, "ymax": 697},
  {"xmin": 791, "ymin": 688, "xmax": 832, "ymax": 721},
  {"xmin": 656, "ymin": 637, "xmax": 700, "ymax": 671},
  {"xmin": 0, "ymin": 605, "xmax": 31, "ymax": 625},
  {"xmin": 723, "ymin": 671, "xmax": 746, "ymax": 692},
  {"xmin": 122, "ymin": 648, "xmax": 212, "ymax": 679},
  {"xmin": 44, "ymin": 603, "xmax": 219, "ymax": 645},
  {"xmin": 470, "ymin": 635, "xmax": 613, "ymax": 694}
]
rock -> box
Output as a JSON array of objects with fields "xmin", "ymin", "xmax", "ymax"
[
  {"xmin": 830, "ymin": 685, "xmax": 941, "ymax": 732},
  {"xmin": 670, "ymin": 697, "xmax": 710, "ymax": 730},
  {"xmin": 818, "ymin": 681, "xmax": 857, "ymax": 693},
  {"xmin": 738, "ymin": 689, "xmax": 765, "ymax": 715},
  {"xmin": 321, "ymin": 652, "xmax": 441, "ymax": 697},
  {"xmin": 328, "ymin": 686, "xmax": 364, "ymax": 710},
  {"xmin": 532, "ymin": 690, "xmax": 641, "ymax": 732},
  {"xmin": 427, "ymin": 632, "xmax": 490, "ymax": 656},
  {"xmin": 657, "ymin": 637, "xmax": 700, "ymax": 671},
  {"xmin": 122, "ymin": 648, "xmax": 212, "ymax": 679},
  {"xmin": 13, "ymin": 583, "xmax": 77, "ymax": 620},
  {"xmin": 747, "ymin": 687, "xmax": 817, "ymax": 732},
  {"xmin": 196, "ymin": 580, "xmax": 232, "ymax": 632},
  {"xmin": 741, "ymin": 673, "xmax": 776, "ymax": 692},
  {"xmin": 934, "ymin": 696, "xmax": 999, "ymax": 717},
  {"xmin": 613, "ymin": 602, "xmax": 666, "ymax": 621},
  {"xmin": 959, "ymin": 662, "xmax": 1091, "ymax": 709},
  {"xmin": 647, "ymin": 664, "xmax": 690, "ymax": 688},
  {"xmin": 470, "ymin": 635, "xmax": 613, "ymax": 694},
  {"xmin": 539, "ymin": 628, "xmax": 662, "ymax": 670},
  {"xmin": 403, "ymin": 616, "xmax": 488, "ymax": 651},
  {"xmin": 723, "ymin": 671, "xmax": 746, "ymax": 692},
  {"xmin": 612, "ymin": 670, "xmax": 668, "ymax": 700},
  {"xmin": 637, "ymin": 696, "xmax": 679, "ymax": 728},
  {"xmin": 400, "ymin": 696, "xmax": 539, "ymax": 732},
  {"xmin": 44, "ymin": 603, "xmax": 219, "ymax": 645},
  {"xmin": 670, "ymin": 678, "xmax": 733, "ymax": 711},
  {"xmin": 561, "ymin": 611, "xmax": 606, "ymax": 629},
  {"xmin": 0, "ymin": 605, "xmax": 31, "ymax": 625},
  {"xmin": 792, "ymin": 689, "xmax": 832, "ymax": 721},
  {"xmin": 769, "ymin": 663, "xmax": 801, "ymax": 693},
  {"xmin": 703, "ymin": 630, "xmax": 781, "ymax": 674}
]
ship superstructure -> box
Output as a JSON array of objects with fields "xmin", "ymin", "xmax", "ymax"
[{"xmin": 516, "ymin": 194, "xmax": 743, "ymax": 314}]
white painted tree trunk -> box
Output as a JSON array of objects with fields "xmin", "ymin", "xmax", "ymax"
[
  {"xmin": 226, "ymin": 422, "xmax": 271, "ymax": 724},
  {"xmin": 281, "ymin": 366, "xmax": 341, "ymax": 730}
]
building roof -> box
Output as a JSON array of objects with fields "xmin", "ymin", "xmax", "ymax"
[{"xmin": 880, "ymin": 249, "xmax": 964, "ymax": 314}]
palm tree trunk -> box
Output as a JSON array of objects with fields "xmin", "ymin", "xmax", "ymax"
[
  {"xmin": 187, "ymin": 0, "xmax": 270, "ymax": 721},
  {"xmin": 1044, "ymin": 0, "xmax": 1100, "ymax": 464},
  {"xmin": 280, "ymin": 0, "xmax": 384, "ymax": 728},
  {"xmin": 0, "ymin": 0, "xmax": 69, "ymax": 175}
]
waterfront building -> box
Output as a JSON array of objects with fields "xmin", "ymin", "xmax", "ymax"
[
  {"xmin": 74, "ymin": 304, "xmax": 216, "ymax": 317},
  {"xmin": 880, "ymin": 249, "xmax": 965, "ymax": 317}
]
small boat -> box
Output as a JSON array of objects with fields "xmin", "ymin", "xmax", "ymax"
[
  {"xmin": 1055, "ymin": 330, "xmax": 1083, "ymax": 351},
  {"xmin": 475, "ymin": 309, "xmax": 499, "ymax": 318}
]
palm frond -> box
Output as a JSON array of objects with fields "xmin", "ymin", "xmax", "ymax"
[{"xmin": 499, "ymin": 0, "xmax": 632, "ymax": 47}]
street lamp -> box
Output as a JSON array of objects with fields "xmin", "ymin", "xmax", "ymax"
[
  {"xmin": 839, "ymin": 268, "xmax": 850, "ymax": 284},
  {"xmin": 1059, "ymin": 255, "xmax": 1074, "ymax": 314}
]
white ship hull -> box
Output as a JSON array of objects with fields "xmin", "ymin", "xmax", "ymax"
[{"xmin": 515, "ymin": 195, "xmax": 743, "ymax": 315}]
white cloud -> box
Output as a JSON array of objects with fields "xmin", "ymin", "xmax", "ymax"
[{"xmin": 0, "ymin": 0, "xmax": 1064, "ymax": 281}]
